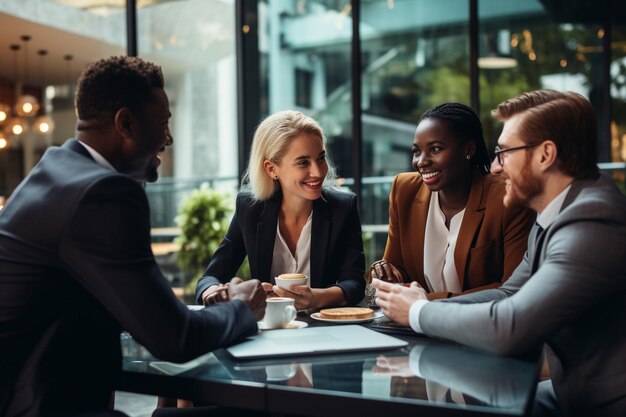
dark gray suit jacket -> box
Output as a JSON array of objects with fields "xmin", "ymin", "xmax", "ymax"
[
  {"xmin": 195, "ymin": 189, "xmax": 366, "ymax": 306},
  {"xmin": 0, "ymin": 140, "xmax": 258, "ymax": 416},
  {"xmin": 418, "ymin": 174, "xmax": 626, "ymax": 417}
]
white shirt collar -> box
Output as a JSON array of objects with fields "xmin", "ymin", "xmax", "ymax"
[
  {"xmin": 536, "ymin": 185, "xmax": 571, "ymax": 229},
  {"xmin": 77, "ymin": 140, "xmax": 117, "ymax": 172}
]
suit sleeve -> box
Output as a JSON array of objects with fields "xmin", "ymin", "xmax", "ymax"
[
  {"xmin": 195, "ymin": 193, "xmax": 248, "ymax": 303},
  {"xmin": 419, "ymin": 214, "xmax": 626, "ymax": 355},
  {"xmin": 382, "ymin": 175, "xmax": 409, "ymax": 280},
  {"xmin": 334, "ymin": 194, "xmax": 366, "ymax": 305},
  {"xmin": 59, "ymin": 177, "xmax": 257, "ymax": 363}
]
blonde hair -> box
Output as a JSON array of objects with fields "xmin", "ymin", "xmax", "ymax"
[{"xmin": 242, "ymin": 110, "xmax": 337, "ymax": 201}]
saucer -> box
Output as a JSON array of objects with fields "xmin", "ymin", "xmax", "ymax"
[{"xmin": 257, "ymin": 320, "xmax": 308, "ymax": 330}]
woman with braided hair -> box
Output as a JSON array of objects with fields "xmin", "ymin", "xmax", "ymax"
[{"xmin": 369, "ymin": 103, "xmax": 534, "ymax": 300}]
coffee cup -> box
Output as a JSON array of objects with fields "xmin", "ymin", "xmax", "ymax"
[
  {"xmin": 263, "ymin": 297, "xmax": 297, "ymax": 329},
  {"xmin": 275, "ymin": 273, "xmax": 309, "ymax": 291}
]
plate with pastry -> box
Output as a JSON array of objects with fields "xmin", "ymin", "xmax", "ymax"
[{"xmin": 310, "ymin": 307, "xmax": 383, "ymax": 324}]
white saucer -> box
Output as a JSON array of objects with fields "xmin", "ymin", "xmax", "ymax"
[
  {"xmin": 310, "ymin": 310, "xmax": 384, "ymax": 324},
  {"xmin": 257, "ymin": 320, "xmax": 309, "ymax": 330}
]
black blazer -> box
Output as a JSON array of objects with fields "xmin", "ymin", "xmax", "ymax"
[
  {"xmin": 0, "ymin": 140, "xmax": 257, "ymax": 416},
  {"xmin": 196, "ymin": 189, "xmax": 366, "ymax": 306}
]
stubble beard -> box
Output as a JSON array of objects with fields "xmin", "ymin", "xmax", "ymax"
[{"xmin": 503, "ymin": 161, "xmax": 542, "ymax": 209}]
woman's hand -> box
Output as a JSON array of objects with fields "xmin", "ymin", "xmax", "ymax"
[
  {"xmin": 271, "ymin": 284, "xmax": 318, "ymax": 310},
  {"xmin": 201, "ymin": 283, "xmax": 229, "ymax": 306},
  {"xmin": 262, "ymin": 282, "xmax": 278, "ymax": 298},
  {"xmin": 368, "ymin": 260, "xmax": 405, "ymax": 284}
]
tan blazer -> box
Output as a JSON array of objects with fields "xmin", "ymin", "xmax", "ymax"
[{"xmin": 383, "ymin": 171, "xmax": 534, "ymax": 299}]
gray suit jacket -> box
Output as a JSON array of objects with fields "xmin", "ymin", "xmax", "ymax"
[
  {"xmin": 0, "ymin": 140, "xmax": 258, "ymax": 416},
  {"xmin": 419, "ymin": 174, "xmax": 626, "ymax": 417}
]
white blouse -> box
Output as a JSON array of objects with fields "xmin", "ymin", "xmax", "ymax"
[
  {"xmin": 270, "ymin": 213, "xmax": 312, "ymax": 283},
  {"xmin": 423, "ymin": 192, "xmax": 464, "ymax": 293}
]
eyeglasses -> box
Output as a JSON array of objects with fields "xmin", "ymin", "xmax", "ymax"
[{"xmin": 494, "ymin": 143, "xmax": 540, "ymax": 166}]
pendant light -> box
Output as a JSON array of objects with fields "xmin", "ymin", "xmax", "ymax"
[
  {"xmin": 0, "ymin": 130, "xmax": 8, "ymax": 150},
  {"xmin": 0, "ymin": 104, "xmax": 9, "ymax": 123},
  {"xmin": 33, "ymin": 49, "xmax": 55, "ymax": 135},
  {"xmin": 15, "ymin": 35, "xmax": 40, "ymax": 118},
  {"xmin": 6, "ymin": 44, "xmax": 27, "ymax": 136}
]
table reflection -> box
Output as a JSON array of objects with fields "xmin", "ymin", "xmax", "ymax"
[
  {"xmin": 120, "ymin": 330, "xmax": 537, "ymax": 416},
  {"xmin": 372, "ymin": 343, "xmax": 536, "ymax": 409}
]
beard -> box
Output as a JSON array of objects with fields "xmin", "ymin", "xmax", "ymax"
[{"xmin": 503, "ymin": 161, "xmax": 542, "ymax": 209}]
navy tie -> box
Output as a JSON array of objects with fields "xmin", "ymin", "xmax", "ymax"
[{"xmin": 535, "ymin": 222, "xmax": 544, "ymax": 242}]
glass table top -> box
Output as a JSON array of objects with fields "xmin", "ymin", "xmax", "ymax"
[{"xmin": 120, "ymin": 318, "xmax": 538, "ymax": 416}]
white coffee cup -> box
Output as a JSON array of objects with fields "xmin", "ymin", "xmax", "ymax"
[
  {"xmin": 263, "ymin": 297, "xmax": 297, "ymax": 329},
  {"xmin": 275, "ymin": 273, "xmax": 309, "ymax": 291}
]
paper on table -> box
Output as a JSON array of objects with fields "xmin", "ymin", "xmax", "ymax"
[{"xmin": 149, "ymin": 352, "xmax": 214, "ymax": 375}]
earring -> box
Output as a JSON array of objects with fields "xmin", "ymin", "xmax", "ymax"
[{"xmin": 466, "ymin": 154, "xmax": 471, "ymax": 160}]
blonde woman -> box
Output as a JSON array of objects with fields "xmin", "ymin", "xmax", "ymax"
[{"xmin": 195, "ymin": 110, "xmax": 365, "ymax": 310}]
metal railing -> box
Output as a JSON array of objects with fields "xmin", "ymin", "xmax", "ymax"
[{"xmin": 147, "ymin": 162, "xmax": 626, "ymax": 263}]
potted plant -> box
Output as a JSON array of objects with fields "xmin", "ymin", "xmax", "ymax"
[{"xmin": 174, "ymin": 183, "xmax": 234, "ymax": 295}]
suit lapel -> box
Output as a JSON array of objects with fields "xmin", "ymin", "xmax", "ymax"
[
  {"xmin": 454, "ymin": 173, "xmax": 486, "ymax": 289},
  {"xmin": 311, "ymin": 195, "xmax": 330, "ymax": 289},
  {"xmin": 411, "ymin": 180, "xmax": 430, "ymax": 285},
  {"xmin": 527, "ymin": 177, "xmax": 591, "ymax": 272},
  {"xmin": 256, "ymin": 193, "xmax": 280, "ymax": 282}
]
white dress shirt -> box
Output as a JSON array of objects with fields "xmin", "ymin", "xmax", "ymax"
[
  {"xmin": 423, "ymin": 191, "xmax": 464, "ymax": 293},
  {"xmin": 409, "ymin": 184, "xmax": 573, "ymax": 334},
  {"xmin": 270, "ymin": 213, "xmax": 312, "ymax": 282}
]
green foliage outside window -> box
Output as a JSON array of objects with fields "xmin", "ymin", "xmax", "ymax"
[{"xmin": 175, "ymin": 184, "xmax": 232, "ymax": 293}]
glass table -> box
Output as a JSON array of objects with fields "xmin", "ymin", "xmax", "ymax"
[{"xmin": 118, "ymin": 317, "xmax": 539, "ymax": 416}]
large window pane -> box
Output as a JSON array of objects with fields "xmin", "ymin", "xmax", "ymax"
[
  {"xmin": 138, "ymin": 0, "xmax": 239, "ymax": 227},
  {"xmin": 258, "ymin": 0, "xmax": 353, "ymax": 179},
  {"xmin": 478, "ymin": 0, "xmax": 604, "ymax": 152},
  {"xmin": 611, "ymin": 4, "xmax": 626, "ymax": 192},
  {"xmin": 360, "ymin": 0, "xmax": 470, "ymax": 262}
]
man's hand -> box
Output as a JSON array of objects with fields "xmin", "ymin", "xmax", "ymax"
[
  {"xmin": 228, "ymin": 278, "xmax": 266, "ymax": 321},
  {"xmin": 372, "ymin": 278, "xmax": 427, "ymax": 326}
]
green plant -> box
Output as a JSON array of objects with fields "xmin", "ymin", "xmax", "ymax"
[{"xmin": 174, "ymin": 184, "xmax": 233, "ymax": 292}]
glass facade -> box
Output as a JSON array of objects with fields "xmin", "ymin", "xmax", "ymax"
[
  {"xmin": 136, "ymin": 0, "xmax": 239, "ymax": 226},
  {"xmin": 478, "ymin": 0, "xmax": 605, "ymax": 154},
  {"xmin": 1, "ymin": 0, "xmax": 625, "ymax": 262},
  {"xmin": 257, "ymin": 0, "xmax": 353, "ymax": 180},
  {"xmin": 611, "ymin": 12, "xmax": 626, "ymax": 192}
]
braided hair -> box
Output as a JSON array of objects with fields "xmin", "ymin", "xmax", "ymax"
[{"xmin": 418, "ymin": 103, "xmax": 491, "ymax": 173}]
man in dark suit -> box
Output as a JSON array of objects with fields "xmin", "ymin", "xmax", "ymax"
[
  {"xmin": 0, "ymin": 56, "xmax": 266, "ymax": 417},
  {"xmin": 374, "ymin": 90, "xmax": 626, "ymax": 417}
]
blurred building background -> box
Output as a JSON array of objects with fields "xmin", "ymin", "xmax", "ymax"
[{"xmin": 1, "ymin": 0, "xmax": 625, "ymax": 263}]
